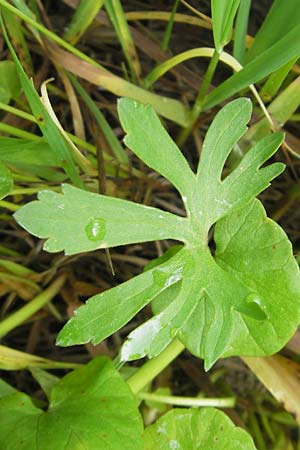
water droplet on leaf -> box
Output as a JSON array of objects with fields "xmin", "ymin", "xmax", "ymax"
[
  {"xmin": 85, "ymin": 217, "xmax": 106, "ymax": 241},
  {"xmin": 170, "ymin": 328, "xmax": 178, "ymax": 338},
  {"xmin": 236, "ymin": 293, "xmax": 268, "ymax": 321}
]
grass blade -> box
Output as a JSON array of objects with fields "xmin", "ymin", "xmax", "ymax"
[
  {"xmin": 233, "ymin": 0, "xmax": 251, "ymax": 63},
  {"xmin": 203, "ymin": 23, "xmax": 300, "ymax": 111},
  {"xmin": 70, "ymin": 75, "xmax": 128, "ymax": 164},
  {"xmin": 1, "ymin": 15, "xmax": 83, "ymax": 187},
  {"xmin": 105, "ymin": 0, "xmax": 141, "ymax": 82},
  {"xmin": 63, "ymin": 0, "xmax": 105, "ymax": 45}
]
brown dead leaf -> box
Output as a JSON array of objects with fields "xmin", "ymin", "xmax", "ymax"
[{"xmin": 243, "ymin": 355, "xmax": 300, "ymax": 422}]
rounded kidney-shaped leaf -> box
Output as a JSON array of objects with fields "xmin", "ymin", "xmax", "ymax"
[
  {"xmin": 0, "ymin": 357, "xmax": 143, "ymax": 450},
  {"xmin": 144, "ymin": 408, "xmax": 257, "ymax": 450}
]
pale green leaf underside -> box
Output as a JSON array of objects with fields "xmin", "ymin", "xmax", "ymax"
[
  {"xmin": 0, "ymin": 357, "xmax": 143, "ymax": 450},
  {"xmin": 14, "ymin": 97, "xmax": 300, "ymax": 369},
  {"xmin": 144, "ymin": 408, "xmax": 257, "ymax": 450},
  {"xmin": 14, "ymin": 184, "xmax": 188, "ymax": 255}
]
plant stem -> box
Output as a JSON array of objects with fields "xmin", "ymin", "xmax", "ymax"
[
  {"xmin": 127, "ymin": 338, "xmax": 185, "ymax": 394},
  {"xmin": 138, "ymin": 392, "xmax": 235, "ymax": 408},
  {"xmin": 161, "ymin": 0, "xmax": 180, "ymax": 51},
  {"xmin": 0, "ymin": 200, "xmax": 20, "ymax": 211},
  {"xmin": 177, "ymin": 49, "xmax": 220, "ymax": 146},
  {"xmin": 0, "ymin": 122, "xmax": 39, "ymax": 140},
  {"xmin": 0, "ymin": 274, "xmax": 66, "ymax": 337},
  {"xmin": 0, "ymin": 344, "xmax": 81, "ymax": 370}
]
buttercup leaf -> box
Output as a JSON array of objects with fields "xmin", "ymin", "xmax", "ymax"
[
  {"xmin": 118, "ymin": 98, "xmax": 195, "ymax": 200},
  {"xmin": 144, "ymin": 408, "xmax": 257, "ymax": 450},
  {"xmin": 15, "ymin": 98, "xmax": 300, "ymax": 370},
  {"xmin": 15, "ymin": 184, "xmax": 188, "ymax": 255},
  {"xmin": 0, "ymin": 357, "xmax": 143, "ymax": 450}
]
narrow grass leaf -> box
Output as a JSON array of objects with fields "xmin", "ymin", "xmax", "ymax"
[
  {"xmin": 105, "ymin": 0, "xmax": 141, "ymax": 82},
  {"xmin": 63, "ymin": 0, "xmax": 105, "ymax": 44},
  {"xmin": 259, "ymin": 57, "xmax": 298, "ymax": 102},
  {"xmin": 2, "ymin": 8, "xmax": 33, "ymax": 74},
  {"xmin": 233, "ymin": 0, "xmax": 251, "ymax": 63},
  {"xmin": 244, "ymin": 0, "xmax": 300, "ymax": 64},
  {"xmin": 204, "ymin": 23, "xmax": 300, "ymax": 110},
  {"xmin": 0, "ymin": 16, "xmax": 83, "ymax": 187},
  {"xmin": 70, "ymin": 75, "xmax": 128, "ymax": 164}
]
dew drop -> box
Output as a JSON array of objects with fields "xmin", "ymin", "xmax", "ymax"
[
  {"xmin": 236, "ymin": 293, "xmax": 268, "ymax": 321},
  {"xmin": 170, "ymin": 328, "xmax": 178, "ymax": 339},
  {"xmin": 165, "ymin": 267, "xmax": 183, "ymax": 287},
  {"xmin": 85, "ymin": 217, "xmax": 106, "ymax": 241}
]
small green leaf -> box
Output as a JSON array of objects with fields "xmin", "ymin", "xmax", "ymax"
[
  {"xmin": 0, "ymin": 160, "xmax": 13, "ymax": 199},
  {"xmin": 211, "ymin": 0, "xmax": 241, "ymax": 52},
  {"xmin": 144, "ymin": 408, "xmax": 257, "ymax": 450},
  {"xmin": 0, "ymin": 60, "xmax": 21, "ymax": 104},
  {"xmin": 14, "ymin": 184, "xmax": 188, "ymax": 255},
  {"xmin": 0, "ymin": 357, "xmax": 143, "ymax": 450}
]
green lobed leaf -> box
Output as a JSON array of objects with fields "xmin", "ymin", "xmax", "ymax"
[
  {"xmin": 0, "ymin": 160, "xmax": 13, "ymax": 199},
  {"xmin": 0, "ymin": 357, "xmax": 143, "ymax": 450},
  {"xmin": 15, "ymin": 98, "xmax": 300, "ymax": 370},
  {"xmin": 57, "ymin": 248, "xmax": 186, "ymax": 346},
  {"xmin": 180, "ymin": 200, "xmax": 300, "ymax": 369},
  {"xmin": 118, "ymin": 98, "xmax": 195, "ymax": 200},
  {"xmin": 14, "ymin": 184, "xmax": 188, "ymax": 255},
  {"xmin": 121, "ymin": 253, "xmax": 201, "ymax": 361},
  {"xmin": 195, "ymin": 98, "xmax": 284, "ymax": 230},
  {"xmin": 144, "ymin": 408, "xmax": 257, "ymax": 450}
]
